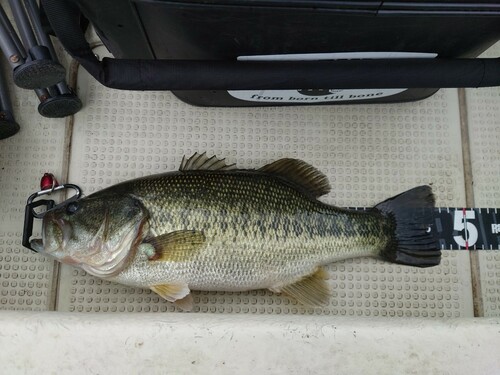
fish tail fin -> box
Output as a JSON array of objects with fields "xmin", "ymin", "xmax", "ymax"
[{"xmin": 375, "ymin": 186, "xmax": 440, "ymax": 268}]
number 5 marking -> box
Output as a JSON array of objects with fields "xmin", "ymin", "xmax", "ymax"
[{"xmin": 453, "ymin": 209, "xmax": 478, "ymax": 249}]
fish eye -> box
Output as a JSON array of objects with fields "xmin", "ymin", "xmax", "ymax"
[{"xmin": 66, "ymin": 201, "xmax": 80, "ymax": 215}]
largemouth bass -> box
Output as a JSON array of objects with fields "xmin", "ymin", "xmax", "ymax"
[{"xmin": 34, "ymin": 153, "xmax": 440, "ymax": 310}]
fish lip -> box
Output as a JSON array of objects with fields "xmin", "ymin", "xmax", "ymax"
[
  {"xmin": 31, "ymin": 215, "xmax": 48, "ymax": 253},
  {"xmin": 38, "ymin": 214, "xmax": 69, "ymax": 254},
  {"xmin": 30, "ymin": 239, "xmax": 44, "ymax": 252},
  {"xmin": 31, "ymin": 215, "xmax": 63, "ymax": 254},
  {"xmin": 51, "ymin": 217, "xmax": 72, "ymax": 249},
  {"xmin": 61, "ymin": 255, "xmax": 80, "ymax": 265}
]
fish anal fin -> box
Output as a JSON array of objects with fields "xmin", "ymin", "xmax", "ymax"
[
  {"xmin": 145, "ymin": 230, "xmax": 206, "ymax": 262},
  {"xmin": 174, "ymin": 293, "xmax": 194, "ymax": 311},
  {"xmin": 259, "ymin": 158, "xmax": 331, "ymax": 197},
  {"xmin": 276, "ymin": 267, "xmax": 330, "ymax": 307},
  {"xmin": 179, "ymin": 152, "xmax": 236, "ymax": 171},
  {"xmin": 151, "ymin": 283, "xmax": 190, "ymax": 302}
]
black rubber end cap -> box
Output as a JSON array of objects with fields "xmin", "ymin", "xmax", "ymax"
[
  {"xmin": 13, "ymin": 60, "xmax": 66, "ymax": 89},
  {"xmin": 0, "ymin": 120, "xmax": 20, "ymax": 140},
  {"xmin": 38, "ymin": 94, "xmax": 83, "ymax": 118}
]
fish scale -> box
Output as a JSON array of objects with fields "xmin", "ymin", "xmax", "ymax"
[{"xmin": 110, "ymin": 170, "xmax": 387, "ymax": 291}]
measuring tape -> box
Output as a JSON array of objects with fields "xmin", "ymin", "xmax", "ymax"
[
  {"xmin": 351, "ymin": 207, "xmax": 500, "ymax": 250},
  {"xmin": 434, "ymin": 207, "xmax": 500, "ymax": 250}
]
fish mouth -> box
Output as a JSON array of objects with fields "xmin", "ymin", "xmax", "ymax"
[
  {"xmin": 30, "ymin": 238, "xmax": 44, "ymax": 252},
  {"xmin": 29, "ymin": 215, "xmax": 49, "ymax": 253},
  {"xmin": 31, "ymin": 215, "xmax": 71, "ymax": 254},
  {"xmin": 49, "ymin": 216, "xmax": 72, "ymax": 250},
  {"xmin": 56, "ymin": 218, "xmax": 73, "ymax": 248},
  {"xmin": 60, "ymin": 255, "xmax": 80, "ymax": 265}
]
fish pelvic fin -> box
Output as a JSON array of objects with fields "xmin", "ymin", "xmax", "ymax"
[
  {"xmin": 174, "ymin": 293, "xmax": 194, "ymax": 311},
  {"xmin": 259, "ymin": 158, "xmax": 331, "ymax": 198},
  {"xmin": 151, "ymin": 283, "xmax": 191, "ymax": 303},
  {"xmin": 145, "ymin": 230, "xmax": 206, "ymax": 262},
  {"xmin": 275, "ymin": 267, "xmax": 330, "ymax": 307},
  {"xmin": 375, "ymin": 185, "xmax": 440, "ymax": 268}
]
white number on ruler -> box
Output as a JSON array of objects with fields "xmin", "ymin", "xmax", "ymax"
[
  {"xmin": 453, "ymin": 210, "xmax": 478, "ymax": 248},
  {"xmin": 492, "ymin": 224, "xmax": 500, "ymax": 234}
]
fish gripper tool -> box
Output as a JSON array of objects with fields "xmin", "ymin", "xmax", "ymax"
[{"xmin": 23, "ymin": 183, "xmax": 82, "ymax": 252}]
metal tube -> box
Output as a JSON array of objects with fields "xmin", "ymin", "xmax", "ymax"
[
  {"xmin": 47, "ymin": 85, "xmax": 57, "ymax": 97},
  {"xmin": 0, "ymin": 5, "xmax": 24, "ymax": 68},
  {"xmin": 54, "ymin": 81, "xmax": 70, "ymax": 95},
  {"xmin": 8, "ymin": 0, "xmax": 66, "ymax": 90},
  {"xmin": 34, "ymin": 87, "xmax": 49, "ymax": 101},
  {"xmin": 24, "ymin": 0, "xmax": 71, "ymax": 94},
  {"xmin": 8, "ymin": 0, "xmax": 37, "ymax": 50},
  {"xmin": 24, "ymin": 0, "xmax": 69, "ymax": 94},
  {"xmin": 0, "ymin": 63, "xmax": 13, "ymax": 112},
  {"xmin": 0, "ymin": 62, "xmax": 19, "ymax": 140},
  {"xmin": 23, "ymin": 0, "xmax": 56, "ymax": 58},
  {"xmin": 0, "ymin": 4, "xmax": 25, "ymax": 57}
]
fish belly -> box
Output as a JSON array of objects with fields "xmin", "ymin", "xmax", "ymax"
[{"xmin": 114, "ymin": 210, "xmax": 386, "ymax": 292}]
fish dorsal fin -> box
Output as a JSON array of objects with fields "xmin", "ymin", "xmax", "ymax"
[
  {"xmin": 179, "ymin": 152, "xmax": 236, "ymax": 171},
  {"xmin": 151, "ymin": 283, "xmax": 190, "ymax": 302},
  {"xmin": 259, "ymin": 158, "xmax": 331, "ymax": 197},
  {"xmin": 277, "ymin": 267, "xmax": 330, "ymax": 306},
  {"xmin": 145, "ymin": 230, "xmax": 206, "ymax": 262}
]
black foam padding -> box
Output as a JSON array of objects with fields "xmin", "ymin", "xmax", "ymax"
[
  {"xmin": 0, "ymin": 120, "xmax": 20, "ymax": 140},
  {"xmin": 13, "ymin": 60, "xmax": 66, "ymax": 89},
  {"xmin": 38, "ymin": 94, "xmax": 83, "ymax": 118}
]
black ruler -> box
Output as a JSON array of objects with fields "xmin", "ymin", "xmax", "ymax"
[
  {"xmin": 434, "ymin": 207, "xmax": 500, "ymax": 250},
  {"xmin": 349, "ymin": 207, "xmax": 500, "ymax": 250}
]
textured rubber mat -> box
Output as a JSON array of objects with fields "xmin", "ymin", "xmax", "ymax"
[
  {"xmin": 466, "ymin": 42, "xmax": 500, "ymax": 317},
  {"xmin": 0, "ymin": 61, "xmax": 67, "ymax": 310},
  {"xmin": 53, "ymin": 47, "xmax": 473, "ymax": 316}
]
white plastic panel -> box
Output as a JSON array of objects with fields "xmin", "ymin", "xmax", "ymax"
[
  {"xmin": 0, "ymin": 60, "xmax": 66, "ymax": 310},
  {"xmin": 54, "ymin": 47, "xmax": 473, "ymax": 316},
  {"xmin": 2, "ymin": 312, "xmax": 500, "ymax": 375},
  {"xmin": 466, "ymin": 42, "xmax": 500, "ymax": 317}
]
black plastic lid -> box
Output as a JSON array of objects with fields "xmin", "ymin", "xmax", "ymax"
[
  {"xmin": 381, "ymin": 1, "xmax": 500, "ymax": 15},
  {"xmin": 148, "ymin": 0, "xmax": 382, "ymax": 12},
  {"xmin": 147, "ymin": 0, "xmax": 500, "ymax": 15}
]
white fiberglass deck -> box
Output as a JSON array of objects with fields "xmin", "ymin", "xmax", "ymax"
[
  {"xmin": 0, "ymin": 10, "xmax": 500, "ymax": 374},
  {"xmin": 2, "ymin": 44, "xmax": 481, "ymax": 317}
]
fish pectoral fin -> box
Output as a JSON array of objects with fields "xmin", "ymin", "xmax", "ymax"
[
  {"xmin": 258, "ymin": 159, "xmax": 331, "ymax": 198},
  {"xmin": 151, "ymin": 283, "xmax": 191, "ymax": 302},
  {"xmin": 179, "ymin": 152, "xmax": 236, "ymax": 171},
  {"xmin": 145, "ymin": 230, "xmax": 206, "ymax": 262},
  {"xmin": 275, "ymin": 267, "xmax": 331, "ymax": 307}
]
